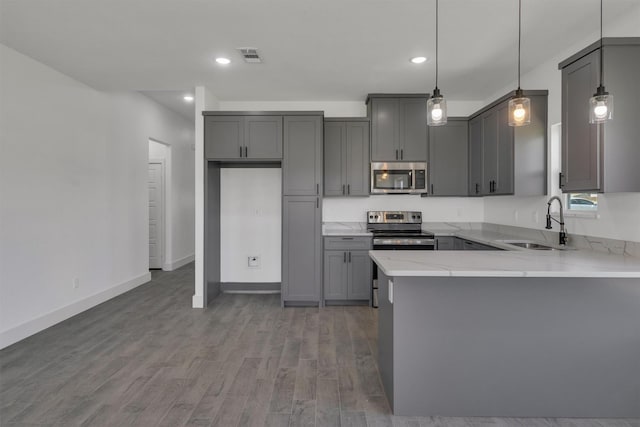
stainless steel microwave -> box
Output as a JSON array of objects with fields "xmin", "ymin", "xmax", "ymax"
[{"xmin": 370, "ymin": 162, "xmax": 427, "ymax": 194}]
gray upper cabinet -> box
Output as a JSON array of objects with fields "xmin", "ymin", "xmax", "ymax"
[
  {"xmin": 324, "ymin": 119, "xmax": 370, "ymax": 197},
  {"xmin": 429, "ymin": 118, "xmax": 468, "ymax": 196},
  {"xmin": 367, "ymin": 95, "xmax": 428, "ymax": 162},
  {"xmin": 559, "ymin": 38, "xmax": 640, "ymax": 193},
  {"xmin": 399, "ymin": 98, "xmax": 428, "ymax": 161},
  {"xmin": 283, "ymin": 196, "xmax": 322, "ymax": 304},
  {"xmin": 468, "ymin": 91, "xmax": 547, "ymax": 197},
  {"xmin": 245, "ymin": 116, "xmax": 283, "ymax": 159},
  {"xmin": 283, "ymin": 115, "xmax": 323, "ymax": 196},
  {"xmin": 468, "ymin": 116, "xmax": 484, "ymax": 196},
  {"xmin": 204, "ymin": 115, "xmax": 282, "ymax": 160},
  {"xmin": 205, "ymin": 116, "xmax": 244, "ymax": 160}
]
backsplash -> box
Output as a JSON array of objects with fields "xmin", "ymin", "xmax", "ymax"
[{"xmin": 432, "ymin": 222, "xmax": 640, "ymax": 258}]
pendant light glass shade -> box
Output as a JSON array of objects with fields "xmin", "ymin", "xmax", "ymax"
[
  {"xmin": 427, "ymin": 0, "xmax": 447, "ymax": 127},
  {"xmin": 427, "ymin": 88, "xmax": 447, "ymax": 126},
  {"xmin": 589, "ymin": 89, "xmax": 613, "ymax": 123},
  {"xmin": 508, "ymin": 0, "xmax": 530, "ymax": 127},
  {"xmin": 589, "ymin": 0, "xmax": 613, "ymax": 124},
  {"xmin": 508, "ymin": 89, "xmax": 531, "ymax": 126}
]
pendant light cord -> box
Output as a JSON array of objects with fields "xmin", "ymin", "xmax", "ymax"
[
  {"xmin": 517, "ymin": 0, "xmax": 521, "ymax": 89},
  {"xmin": 435, "ymin": 0, "xmax": 439, "ymax": 90},
  {"xmin": 599, "ymin": 0, "xmax": 604, "ymax": 87}
]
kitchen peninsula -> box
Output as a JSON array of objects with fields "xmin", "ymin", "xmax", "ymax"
[{"xmin": 371, "ymin": 248, "xmax": 640, "ymax": 418}]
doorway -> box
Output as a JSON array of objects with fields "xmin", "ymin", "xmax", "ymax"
[{"xmin": 148, "ymin": 161, "xmax": 165, "ymax": 270}]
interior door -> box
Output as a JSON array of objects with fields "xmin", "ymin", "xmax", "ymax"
[{"xmin": 148, "ymin": 162, "xmax": 163, "ymax": 269}]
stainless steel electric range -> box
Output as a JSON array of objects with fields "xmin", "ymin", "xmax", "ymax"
[{"xmin": 367, "ymin": 211, "xmax": 435, "ymax": 306}]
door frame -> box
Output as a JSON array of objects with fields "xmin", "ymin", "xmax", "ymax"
[{"xmin": 148, "ymin": 159, "xmax": 166, "ymax": 270}]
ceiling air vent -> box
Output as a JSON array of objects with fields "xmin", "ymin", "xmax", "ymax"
[{"xmin": 237, "ymin": 48, "xmax": 262, "ymax": 63}]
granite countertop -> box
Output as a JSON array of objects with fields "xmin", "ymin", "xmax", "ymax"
[
  {"xmin": 369, "ymin": 249, "xmax": 640, "ymax": 278},
  {"xmin": 322, "ymin": 222, "xmax": 372, "ymax": 237}
]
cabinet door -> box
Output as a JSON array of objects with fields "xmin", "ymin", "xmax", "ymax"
[
  {"xmin": 282, "ymin": 196, "xmax": 322, "ymax": 302},
  {"xmin": 348, "ymin": 250, "xmax": 372, "ymax": 300},
  {"xmin": 345, "ymin": 121, "xmax": 370, "ymax": 196},
  {"xmin": 435, "ymin": 236, "xmax": 456, "ymax": 250},
  {"xmin": 399, "ymin": 98, "xmax": 428, "ymax": 161},
  {"xmin": 245, "ymin": 116, "xmax": 283, "ymax": 159},
  {"xmin": 324, "ymin": 122, "xmax": 346, "ymax": 196},
  {"xmin": 468, "ymin": 116, "xmax": 484, "ymax": 196},
  {"xmin": 323, "ymin": 251, "xmax": 348, "ymax": 299},
  {"xmin": 429, "ymin": 120, "xmax": 468, "ymax": 196},
  {"xmin": 494, "ymin": 103, "xmax": 514, "ymax": 195},
  {"xmin": 561, "ymin": 49, "xmax": 601, "ymax": 192},
  {"xmin": 204, "ymin": 116, "xmax": 243, "ymax": 159},
  {"xmin": 283, "ymin": 116, "xmax": 323, "ymax": 196},
  {"xmin": 370, "ymin": 98, "xmax": 399, "ymax": 161},
  {"xmin": 482, "ymin": 110, "xmax": 498, "ymax": 195}
]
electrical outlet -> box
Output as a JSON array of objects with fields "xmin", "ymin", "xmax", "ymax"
[
  {"xmin": 248, "ymin": 256, "xmax": 260, "ymax": 268},
  {"xmin": 73, "ymin": 278, "xmax": 80, "ymax": 289}
]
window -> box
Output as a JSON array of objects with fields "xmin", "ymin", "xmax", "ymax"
[{"xmin": 567, "ymin": 193, "xmax": 598, "ymax": 211}]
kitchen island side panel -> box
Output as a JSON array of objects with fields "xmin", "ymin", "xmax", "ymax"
[
  {"xmin": 391, "ymin": 276, "xmax": 640, "ymax": 417},
  {"xmin": 377, "ymin": 271, "xmax": 394, "ymax": 410}
]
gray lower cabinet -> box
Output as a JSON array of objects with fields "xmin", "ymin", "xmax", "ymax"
[
  {"xmin": 283, "ymin": 115, "xmax": 323, "ymax": 196},
  {"xmin": 324, "ymin": 119, "xmax": 370, "ymax": 197},
  {"xmin": 204, "ymin": 115, "xmax": 282, "ymax": 160},
  {"xmin": 559, "ymin": 38, "xmax": 640, "ymax": 193},
  {"xmin": 468, "ymin": 91, "xmax": 547, "ymax": 197},
  {"xmin": 435, "ymin": 236, "xmax": 463, "ymax": 250},
  {"xmin": 282, "ymin": 196, "xmax": 322, "ymax": 305},
  {"xmin": 323, "ymin": 237, "xmax": 372, "ymax": 303},
  {"xmin": 460, "ymin": 239, "xmax": 500, "ymax": 251},
  {"xmin": 367, "ymin": 95, "xmax": 428, "ymax": 162},
  {"xmin": 428, "ymin": 118, "xmax": 468, "ymax": 196}
]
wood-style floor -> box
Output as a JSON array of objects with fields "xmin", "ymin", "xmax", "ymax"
[{"xmin": 1, "ymin": 264, "xmax": 637, "ymax": 427}]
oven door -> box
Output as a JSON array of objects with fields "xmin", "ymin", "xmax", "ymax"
[{"xmin": 372, "ymin": 237, "xmax": 435, "ymax": 250}]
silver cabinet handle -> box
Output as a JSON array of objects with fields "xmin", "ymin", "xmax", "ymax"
[
  {"xmin": 342, "ymin": 185, "xmax": 345, "ymax": 195},
  {"xmin": 316, "ymin": 197, "xmax": 319, "ymax": 208},
  {"xmin": 395, "ymin": 149, "xmax": 398, "ymax": 160},
  {"xmin": 347, "ymin": 184, "xmax": 350, "ymax": 194},
  {"xmin": 344, "ymin": 252, "xmax": 347, "ymax": 263},
  {"xmin": 239, "ymin": 146, "xmax": 243, "ymax": 157},
  {"xmin": 400, "ymin": 149, "xmax": 403, "ymax": 160},
  {"xmin": 348, "ymin": 252, "xmax": 351, "ymax": 263},
  {"xmin": 316, "ymin": 183, "xmax": 319, "ymax": 195},
  {"xmin": 244, "ymin": 146, "xmax": 248, "ymax": 157}
]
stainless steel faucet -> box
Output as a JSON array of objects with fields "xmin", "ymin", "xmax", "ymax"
[{"xmin": 546, "ymin": 196, "xmax": 567, "ymax": 245}]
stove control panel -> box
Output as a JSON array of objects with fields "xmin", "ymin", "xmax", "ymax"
[{"xmin": 367, "ymin": 211, "xmax": 422, "ymax": 224}]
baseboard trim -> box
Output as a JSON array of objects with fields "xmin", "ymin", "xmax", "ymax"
[
  {"xmin": 164, "ymin": 253, "xmax": 195, "ymax": 271},
  {"xmin": 0, "ymin": 272, "xmax": 151, "ymax": 350},
  {"xmin": 220, "ymin": 282, "xmax": 281, "ymax": 292}
]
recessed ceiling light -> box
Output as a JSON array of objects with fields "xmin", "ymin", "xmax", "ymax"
[
  {"xmin": 183, "ymin": 95, "xmax": 194, "ymax": 102},
  {"xmin": 411, "ymin": 56, "xmax": 427, "ymax": 64},
  {"xmin": 215, "ymin": 57, "xmax": 231, "ymax": 65}
]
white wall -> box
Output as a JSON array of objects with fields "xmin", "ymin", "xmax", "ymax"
[
  {"xmin": 323, "ymin": 196, "xmax": 485, "ymax": 223},
  {"xmin": 220, "ymin": 168, "xmax": 281, "ymax": 282},
  {"xmin": 482, "ymin": 5, "xmax": 640, "ymax": 243},
  {"xmin": 193, "ymin": 86, "xmax": 219, "ymax": 308},
  {"xmin": 0, "ymin": 44, "xmax": 194, "ymax": 348}
]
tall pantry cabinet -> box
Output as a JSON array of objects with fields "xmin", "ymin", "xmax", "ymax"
[{"xmin": 282, "ymin": 115, "xmax": 324, "ymax": 305}]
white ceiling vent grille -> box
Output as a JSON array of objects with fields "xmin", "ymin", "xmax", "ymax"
[{"xmin": 237, "ymin": 48, "xmax": 262, "ymax": 63}]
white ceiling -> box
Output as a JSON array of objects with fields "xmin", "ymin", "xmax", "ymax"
[{"xmin": 1, "ymin": 0, "xmax": 637, "ymax": 118}]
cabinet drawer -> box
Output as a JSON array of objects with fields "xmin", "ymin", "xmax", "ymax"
[{"xmin": 324, "ymin": 236, "xmax": 372, "ymax": 250}]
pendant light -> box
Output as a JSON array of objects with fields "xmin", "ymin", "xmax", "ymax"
[
  {"xmin": 427, "ymin": 0, "xmax": 447, "ymax": 126},
  {"xmin": 508, "ymin": 0, "xmax": 530, "ymax": 127},
  {"xmin": 589, "ymin": 0, "xmax": 613, "ymax": 123}
]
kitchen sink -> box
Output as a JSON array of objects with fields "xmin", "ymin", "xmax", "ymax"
[
  {"xmin": 496, "ymin": 240, "xmax": 560, "ymax": 251},
  {"xmin": 507, "ymin": 242, "xmax": 557, "ymax": 250}
]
